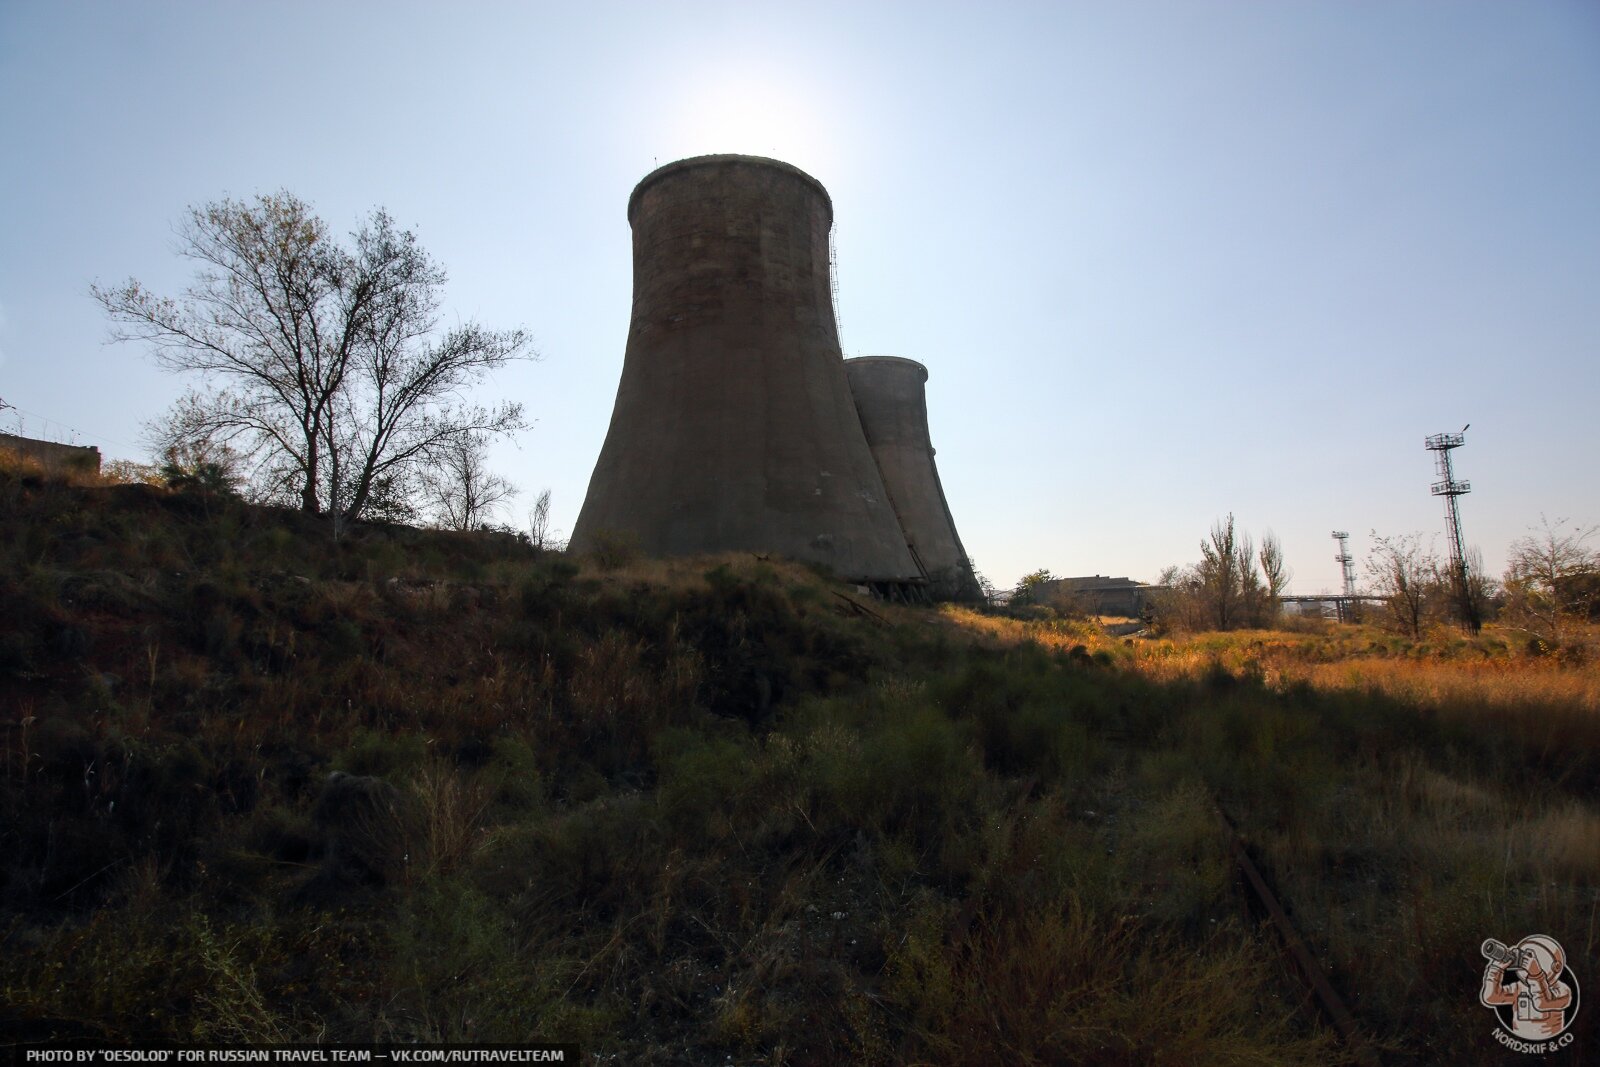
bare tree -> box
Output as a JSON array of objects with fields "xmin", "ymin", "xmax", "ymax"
[
  {"xmin": 966, "ymin": 559, "xmax": 1000, "ymax": 607},
  {"xmin": 419, "ymin": 433, "xmax": 518, "ymax": 531},
  {"xmin": 1153, "ymin": 518, "xmax": 1283, "ymax": 632},
  {"xmin": 1258, "ymin": 531, "xmax": 1291, "ymax": 625},
  {"xmin": 93, "ymin": 192, "xmax": 532, "ymax": 528},
  {"xmin": 1503, "ymin": 516, "xmax": 1599, "ymax": 645},
  {"xmin": 1234, "ymin": 528, "xmax": 1268, "ymax": 627},
  {"xmin": 1149, "ymin": 564, "xmax": 1199, "ymax": 632},
  {"xmin": 1465, "ymin": 546, "xmax": 1497, "ymax": 625},
  {"xmin": 1197, "ymin": 515, "xmax": 1243, "ymax": 629},
  {"xmin": 528, "ymin": 488, "xmax": 554, "ymax": 549},
  {"xmin": 1366, "ymin": 532, "xmax": 1439, "ymax": 639}
]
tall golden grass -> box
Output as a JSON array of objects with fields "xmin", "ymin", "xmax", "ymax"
[{"xmin": 939, "ymin": 606, "xmax": 1600, "ymax": 712}]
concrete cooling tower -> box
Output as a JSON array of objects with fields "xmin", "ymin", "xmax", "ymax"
[
  {"xmin": 844, "ymin": 357, "xmax": 984, "ymax": 602},
  {"xmin": 570, "ymin": 154, "xmax": 922, "ymax": 584}
]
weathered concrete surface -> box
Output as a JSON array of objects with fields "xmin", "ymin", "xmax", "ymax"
[
  {"xmin": 571, "ymin": 155, "xmax": 921, "ymax": 582},
  {"xmin": 0, "ymin": 433, "xmax": 100, "ymax": 475},
  {"xmin": 844, "ymin": 357, "xmax": 983, "ymax": 601}
]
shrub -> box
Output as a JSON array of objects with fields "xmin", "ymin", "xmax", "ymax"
[
  {"xmin": 812, "ymin": 699, "xmax": 981, "ymax": 846},
  {"xmin": 585, "ymin": 530, "xmax": 639, "ymax": 571},
  {"xmin": 654, "ymin": 730, "xmax": 755, "ymax": 843}
]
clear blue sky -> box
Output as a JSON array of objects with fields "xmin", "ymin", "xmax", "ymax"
[{"xmin": 2, "ymin": 0, "xmax": 1596, "ymax": 593}]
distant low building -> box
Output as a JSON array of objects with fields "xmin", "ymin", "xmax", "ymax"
[
  {"xmin": 1033, "ymin": 575, "xmax": 1151, "ymax": 617},
  {"xmin": 0, "ymin": 432, "xmax": 101, "ymax": 475}
]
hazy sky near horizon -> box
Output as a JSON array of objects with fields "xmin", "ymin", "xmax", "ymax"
[{"xmin": 2, "ymin": 1, "xmax": 1596, "ymax": 593}]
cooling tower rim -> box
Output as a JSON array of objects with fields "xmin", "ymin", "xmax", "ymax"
[
  {"xmin": 844, "ymin": 355, "xmax": 929, "ymax": 382},
  {"xmin": 627, "ymin": 154, "xmax": 832, "ymax": 224}
]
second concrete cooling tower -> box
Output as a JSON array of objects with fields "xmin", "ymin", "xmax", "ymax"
[
  {"xmin": 570, "ymin": 155, "xmax": 921, "ymax": 583},
  {"xmin": 845, "ymin": 357, "xmax": 984, "ymax": 602}
]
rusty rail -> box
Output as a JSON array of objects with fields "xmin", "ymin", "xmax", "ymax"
[
  {"xmin": 1214, "ymin": 801, "xmax": 1383, "ymax": 1067},
  {"xmin": 832, "ymin": 590, "xmax": 889, "ymax": 625}
]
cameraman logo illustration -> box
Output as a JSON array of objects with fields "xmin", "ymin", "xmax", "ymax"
[{"xmin": 1481, "ymin": 934, "xmax": 1579, "ymax": 1053}]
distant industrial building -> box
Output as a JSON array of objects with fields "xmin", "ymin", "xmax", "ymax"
[
  {"xmin": 1031, "ymin": 575, "xmax": 1152, "ymax": 617},
  {"xmin": 0, "ymin": 433, "xmax": 100, "ymax": 476}
]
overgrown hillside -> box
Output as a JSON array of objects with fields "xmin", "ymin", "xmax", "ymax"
[{"xmin": 2, "ymin": 467, "xmax": 1595, "ymax": 1064}]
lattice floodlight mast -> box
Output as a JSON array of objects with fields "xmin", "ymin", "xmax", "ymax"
[
  {"xmin": 1331, "ymin": 531, "xmax": 1356, "ymax": 597},
  {"xmin": 1331, "ymin": 530, "xmax": 1357, "ymax": 622},
  {"xmin": 1425, "ymin": 429, "xmax": 1481, "ymax": 632}
]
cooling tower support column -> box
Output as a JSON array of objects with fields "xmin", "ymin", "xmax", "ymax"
[
  {"xmin": 570, "ymin": 155, "xmax": 922, "ymax": 584},
  {"xmin": 844, "ymin": 357, "xmax": 983, "ymax": 602}
]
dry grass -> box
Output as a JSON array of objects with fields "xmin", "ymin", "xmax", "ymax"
[
  {"xmin": 578, "ymin": 549, "xmax": 739, "ymax": 584},
  {"xmin": 409, "ymin": 760, "xmax": 491, "ymax": 878},
  {"xmin": 940, "ymin": 606, "xmax": 1600, "ymax": 713},
  {"xmin": 930, "ymin": 605, "xmax": 1600, "ymax": 1059},
  {"xmin": 935, "ymin": 604, "xmax": 1107, "ymax": 651},
  {"xmin": 888, "ymin": 899, "xmax": 1350, "ymax": 1067},
  {"xmin": 1513, "ymin": 801, "xmax": 1600, "ymax": 881},
  {"xmin": 1290, "ymin": 656, "xmax": 1600, "ymax": 713},
  {"xmin": 6, "ymin": 467, "xmax": 1596, "ymax": 1061}
]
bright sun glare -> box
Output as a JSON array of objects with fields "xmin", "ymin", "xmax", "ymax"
[{"xmin": 669, "ymin": 76, "xmax": 833, "ymax": 174}]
